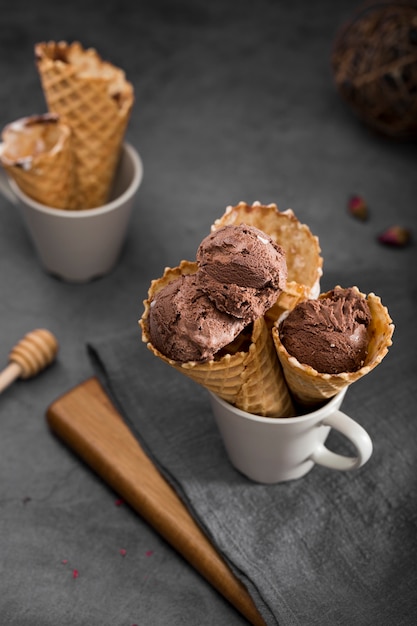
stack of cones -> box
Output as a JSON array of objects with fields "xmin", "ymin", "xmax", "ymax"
[
  {"xmin": 140, "ymin": 202, "xmax": 394, "ymax": 418},
  {"xmin": 0, "ymin": 113, "xmax": 77, "ymax": 209},
  {"xmin": 35, "ymin": 41, "xmax": 134, "ymax": 209},
  {"xmin": 0, "ymin": 41, "xmax": 134, "ymax": 211}
]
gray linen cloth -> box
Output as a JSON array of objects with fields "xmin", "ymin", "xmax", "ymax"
[{"xmin": 87, "ymin": 270, "xmax": 417, "ymax": 626}]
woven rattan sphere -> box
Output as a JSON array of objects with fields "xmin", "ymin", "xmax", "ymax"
[{"xmin": 332, "ymin": 2, "xmax": 417, "ymax": 139}]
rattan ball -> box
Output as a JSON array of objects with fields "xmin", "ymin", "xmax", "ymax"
[{"xmin": 332, "ymin": 2, "xmax": 417, "ymax": 139}]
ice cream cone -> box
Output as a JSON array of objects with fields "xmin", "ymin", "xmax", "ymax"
[
  {"xmin": 265, "ymin": 280, "xmax": 311, "ymax": 328},
  {"xmin": 35, "ymin": 41, "xmax": 134, "ymax": 210},
  {"xmin": 272, "ymin": 287, "xmax": 394, "ymax": 408},
  {"xmin": 0, "ymin": 113, "xmax": 77, "ymax": 210},
  {"xmin": 212, "ymin": 201, "xmax": 323, "ymax": 300},
  {"xmin": 140, "ymin": 260, "xmax": 295, "ymax": 417}
]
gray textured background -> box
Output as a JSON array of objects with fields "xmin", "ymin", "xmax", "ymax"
[{"xmin": 0, "ymin": 1, "xmax": 416, "ymax": 624}]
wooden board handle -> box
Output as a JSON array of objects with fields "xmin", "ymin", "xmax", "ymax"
[{"xmin": 46, "ymin": 377, "xmax": 265, "ymax": 626}]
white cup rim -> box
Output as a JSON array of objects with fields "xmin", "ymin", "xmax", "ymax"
[
  {"xmin": 209, "ymin": 387, "xmax": 347, "ymax": 424},
  {"xmin": 8, "ymin": 142, "xmax": 143, "ymax": 218}
]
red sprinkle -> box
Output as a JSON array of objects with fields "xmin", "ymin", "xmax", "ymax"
[
  {"xmin": 115, "ymin": 498, "xmax": 124, "ymax": 506},
  {"xmin": 119, "ymin": 549, "xmax": 127, "ymax": 557},
  {"xmin": 145, "ymin": 550, "xmax": 154, "ymax": 557},
  {"xmin": 378, "ymin": 226, "xmax": 411, "ymax": 247},
  {"xmin": 72, "ymin": 569, "xmax": 79, "ymax": 579}
]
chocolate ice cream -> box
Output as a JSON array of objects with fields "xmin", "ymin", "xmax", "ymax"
[
  {"xmin": 279, "ymin": 287, "xmax": 372, "ymax": 374},
  {"xmin": 148, "ymin": 273, "xmax": 246, "ymax": 362},
  {"xmin": 197, "ymin": 224, "xmax": 287, "ymax": 323},
  {"xmin": 147, "ymin": 224, "xmax": 288, "ymax": 363}
]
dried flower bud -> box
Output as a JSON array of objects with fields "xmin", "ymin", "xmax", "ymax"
[
  {"xmin": 348, "ymin": 195, "xmax": 368, "ymax": 220},
  {"xmin": 378, "ymin": 226, "xmax": 411, "ymax": 247}
]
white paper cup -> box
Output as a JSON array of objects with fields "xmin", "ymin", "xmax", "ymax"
[
  {"xmin": 0, "ymin": 142, "xmax": 143, "ymax": 282},
  {"xmin": 210, "ymin": 388, "xmax": 373, "ymax": 483}
]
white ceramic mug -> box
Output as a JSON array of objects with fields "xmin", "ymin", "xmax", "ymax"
[
  {"xmin": 0, "ymin": 142, "xmax": 143, "ymax": 282},
  {"xmin": 209, "ymin": 388, "xmax": 373, "ymax": 483}
]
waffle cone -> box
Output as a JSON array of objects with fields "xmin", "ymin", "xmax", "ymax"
[
  {"xmin": 140, "ymin": 260, "xmax": 295, "ymax": 417},
  {"xmin": 0, "ymin": 113, "xmax": 77, "ymax": 210},
  {"xmin": 272, "ymin": 287, "xmax": 394, "ymax": 408},
  {"xmin": 265, "ymin": 280, "xmax": 311, "ymax": 328},
  {"xmin": 212, "ymin": 201, "xmax": 323, "ymax": 299},
  {"xmin": 35, "ymin": 41, "xmax": 134, "ymax": 209}
]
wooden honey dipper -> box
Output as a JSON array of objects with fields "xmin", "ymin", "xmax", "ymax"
[{"xmin": 0, "ymin": 329, "xmax": 59, "ymax": 394}]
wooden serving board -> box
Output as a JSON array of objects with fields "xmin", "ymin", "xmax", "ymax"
[{"xmin": 46, "ymin": 377, "xmax": 265, "ymax": 626}]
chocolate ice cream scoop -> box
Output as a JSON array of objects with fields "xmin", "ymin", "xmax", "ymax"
[
  {"xmin": 148, "ymin": 273, "xmax": 246, "ymax": 363},
  {"xmin": 279, "ymin": 287, "xmax": 372, "ymax": 374},
  {"xmin": 197, "ymin": 224, "xmax": 287, "ymax": 323}
]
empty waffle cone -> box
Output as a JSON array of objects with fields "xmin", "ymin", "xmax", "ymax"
[
  {"xmin": 0, "ymin": 113, "xmax": 77, "ymax": 209},
  {"xmin": 140, "ymin": 260, "xmax": 295, "ymax": 417},
  {"xmin": 212, "ymin": 201, "xmax": 323, "ymax": 303},
  {"xmin": 272, "ymin": 287, "xmax": 394, "ymax": 408},
  {"xmin": 35, "ymin": 41, "xmax": 134, "ymax": 210}
]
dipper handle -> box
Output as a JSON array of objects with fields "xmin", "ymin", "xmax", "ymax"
[{"xmin": 0, "ymin": 329, "xmax": 59, "ymax": 393}]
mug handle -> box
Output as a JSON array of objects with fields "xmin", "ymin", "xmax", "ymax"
[
  {"xmin": 0, "ymin": 168, "xmax": 18, "ymax": 205},
  {"xmin": 311, "ymin": 410, "xmax": 373, "ymax": 471}
]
